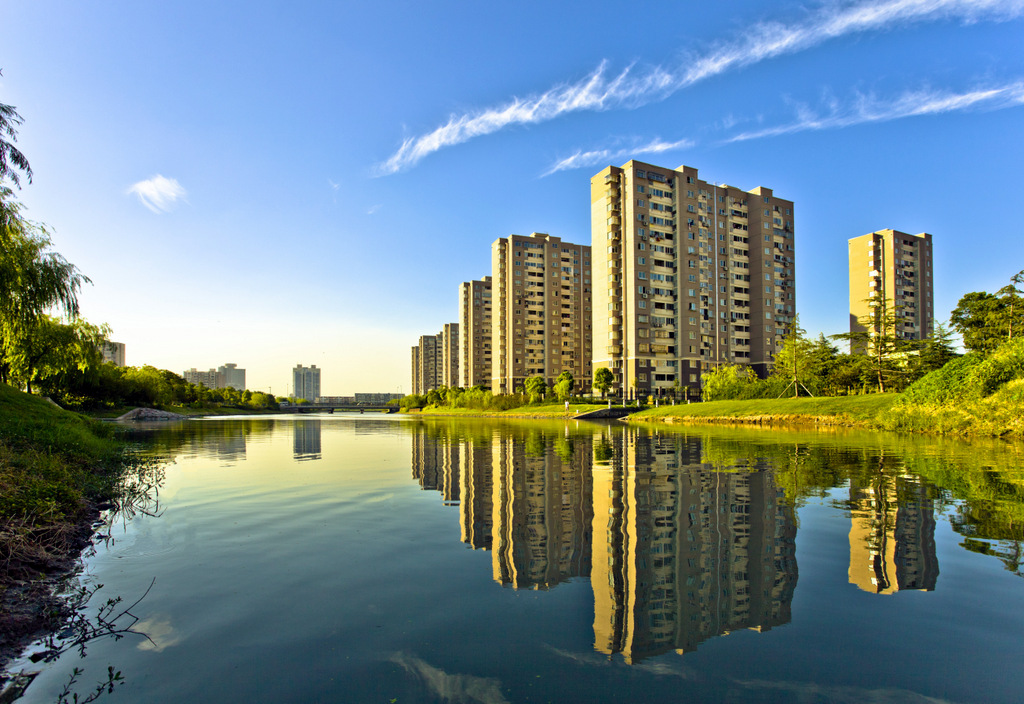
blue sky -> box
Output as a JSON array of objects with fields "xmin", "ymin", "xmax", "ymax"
[{"xmin": 4, "ymin": 0, "xmax": 1023, "ymax": 395}]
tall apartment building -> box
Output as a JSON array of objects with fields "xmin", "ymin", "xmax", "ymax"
[
  {"xmin": 411, "ymin": 331, "xmax": 443, "ymax": 394},
  {"xmin": 591, "ymin": 161, "xmax": 795, "ymax": 400},
  {"xmin": 459, "ymin": 277, "xmax": 493, "ymax": 388},
  {"xmin": 293, "ymin": 364, "xmax": 321, "ymax": 402},
  {"xmin": 218, "ymin": 363, "xmax": 246, "ymax": 390},
  {"xmin": 848, "ymin": 229, "xmax": 934, "ymax": 346},
  {"xmin": 442, "ymin": 322, "xmax": 460, "ymax": 388},
  {"xmin": 490, "ymin": 232, "xmax": 592, "ymax": 394}
]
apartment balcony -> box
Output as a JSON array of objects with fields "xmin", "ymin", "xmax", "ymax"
[{"xmin": 606, "ymin": 345, "xmax": 622, "ymax": 355}]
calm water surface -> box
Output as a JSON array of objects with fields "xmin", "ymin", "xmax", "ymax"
[{"xmin": 13, "ymin": 415, "xmax": 1024, "ymax": 703}]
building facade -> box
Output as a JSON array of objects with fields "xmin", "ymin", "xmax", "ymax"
[
  {"xmin": 490, "ymin": 232, "xmax": 592, "ymax": 394},
  {"xmin": 411, "ymin": 332, "xmax": 444, "ymax": 394},
  {"xmin": 591, "ymin": 161, "xmax": 795, "ymax": 400},
  {"xmin": 100, "ymin": 341, "xmax": 126, "ymax": 367},
  {"xmin": 848, "ymin": 229, "xmax": 934, "ymax": 347},
  {"xmin": 218, "ymin": 363, "xmax": 246, "ymax": 390},
  {"xmin": 184, "ymin": 368, "xmax": 218, "ymax": 388},
  {"xmin": 442, "ymin": 322, "xmax": 460, "ymax": 388},
  {"xmin": 354, "ymin": 392, "xmax": 403, "ymax": 405},
  {"xmin": 293, "ymin": 364, "xmax": 321, "ymax": 402},
  {"xmin": 459, "ymin": 277, "xmax": 493, "ymax": 389}
]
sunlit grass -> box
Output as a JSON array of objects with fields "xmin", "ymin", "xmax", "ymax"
[{"xmin": 633, "ymin": 394, "xmax": 899, "ymax": 423}]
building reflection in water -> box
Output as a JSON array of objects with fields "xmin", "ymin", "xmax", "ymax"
[
  {"xmin": 848, "ymin": 473, "xmax": 938, "ymax": 593},
  {"xmin": 411, "ymin": 425, "xmax": 592, "ymax": 586},
  {"xmin": 293, "ymin": 420, "xmax": 322, "ymax": 461},
  {"xmin": 591, "ymin": 426, "xmax": 798, "ymax": 663},
  {"xmin": 408, "ymin": 423, "xmax": 798, "ymax": 663},
  {"xmin": 411, "ymin": 428, "xmax": 460, "ymax": 506},
  {"xmin": 489, "ymin": 429, "xmax": 593, "ymax": 589}
]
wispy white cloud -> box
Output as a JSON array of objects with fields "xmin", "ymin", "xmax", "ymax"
[
  {"xmin": 733, "ymin": 679, "xmax": 959, "ymax": 704},
  {"xmin": 389, "ymin": 653, "xmax": 510, "ymax": 704},
  {"xmin": 367, "ymin": 203, "xmax": 381, "ymax": 215},
  {"xmin": 725, "ymin": 79, "xmax": 1024, "ymax": 142},
  {"xmin": 542, "ymin": 137, "xmax": 694, "ymax": 176},
  {"xmin": 377, "ymin": 0, "xmax": 1024, "ymax": 174},
  {"xmin": 328, "ymin": 179, "xmax": 341, "ymax": 191},
  {"xmin": 126, "ymin": 175, "xmax": 187, "ymax": 213}
]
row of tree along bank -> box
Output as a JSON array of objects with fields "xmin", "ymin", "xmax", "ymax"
[{"xmin": 635, "ymin": 334, "xmax": 1024, "ymax": 438}]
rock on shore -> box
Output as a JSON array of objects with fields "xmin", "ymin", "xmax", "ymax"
[{"xmin": 115, "ymin": 408, "xmax": 188, "ymax": 421}]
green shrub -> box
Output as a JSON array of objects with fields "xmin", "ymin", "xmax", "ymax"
[
  {"xmin": 902, "ymin": 353, "xmax": 983, "ymax": 405},
  {"xmin": 965, "ymin": 337, "xmax": 1024, "ymax": 398}
]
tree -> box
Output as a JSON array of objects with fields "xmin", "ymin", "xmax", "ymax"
[
  {"xmin": 949, "ymin": 273, "xmax": 1024, "ymax": 356},
  {"xmin": 997, "ymin": 269, "xmax": 1024, "ymax": 341},
  {"xmin": 593, "ymin": 367, "xmax": 614, "ymax": 399},
  {"xmin": 1, "ymin": 194, "xmax": 90, "ymax": 386},
  {"xmin": 701, "ymin": 364, "xmax": 758, "ymax": 401},
  {"xmin": 524, "ymin": 376, "xmax": 546, "ymax": 403},
  {"xmin": 770, "ymin": 315, "xmax": 815, "ymax": 397},
  {"xmin": 554, "ymin": 371, "xmax": 575, "ymax": 400},
  {"xmin": 0, "ymin": 87, "xmax": 33, "ymax": 188},
  {"xmin": 833, "ymin": 292, "xmax": 908, "ymax": 393},
  {"xmin": 6, "ymin": 315, "xmax": 106, "ymax": 395},
  {"xmin": 915, "ymin": 323, "xmax": 959, "ymax": 377}
]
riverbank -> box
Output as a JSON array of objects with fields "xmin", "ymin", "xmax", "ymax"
[
  {"xmin": 631, "ymin": 392, "xmax": 1024, "ymax": 438},
  {"xmin": 632, "ymin": 394, "xmax": 898, "ymax": 427},
  {"xmin": 0, "ymin": 385, "xmax": 136, "ymax": 676},
  {"xmin": 406, "ymin": 402, "xmax": 609, "ymax": 418}
]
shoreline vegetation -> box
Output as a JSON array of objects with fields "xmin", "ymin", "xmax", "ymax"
[
  {"xmin": 0, "ymin": 384, "xmax": 145, "ymax": 678},
  {"xmin": 406, "ymin": 391, "xmax": 1023, "ymax": 438}
]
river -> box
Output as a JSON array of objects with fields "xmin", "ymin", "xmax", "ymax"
[{"xmin": 11, "ymin": 415, "xmax": 1024, "ymax": 703}]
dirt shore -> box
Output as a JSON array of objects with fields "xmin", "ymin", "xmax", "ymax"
[{"xmin": 0, "ymin": 503, "xmax": 104, "ymax": 688}]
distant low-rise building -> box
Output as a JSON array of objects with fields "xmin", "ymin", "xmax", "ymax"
[
  {"xmin": 184, "ymin": 368, "xmax": 219, "ymax": 388},
  {"xmin": 354, "ymin": 392, "xmax": 403, "ymax": 405},
  {"xmin": 318, "ymin": 396, "xmax": 356, "ymax": 405},
  {"xmin": 184, "ymin": 363, "xmax": 247, "ymax": 390}
]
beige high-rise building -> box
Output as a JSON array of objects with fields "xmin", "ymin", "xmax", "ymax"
[
  {"xmin": 490, "ymin": 232, "xmax": 592, "ymax": 394},
  {"xmin": 848, "ymin": 229, "xmax": 934, "ymax": 347},
  {"xmin": 292, "ymin": 364, "xmax": 321, "ymax": 402},
  {"xmin": 591, "ymin": 161, "xmax": 795, "ymax": 400},
  {"xmin": 442, "ymin": 322, "xmax": 460, "ymax": 388},
  {"xmin": 411, "ymin": 332, "xmax": 443, "ymax": 394},
  {"xmin": 459, "ymin": 277, "xmax": 493, "ymax": 389}
]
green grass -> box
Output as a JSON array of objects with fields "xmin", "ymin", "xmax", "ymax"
[
  {"xmin": 633, "ymin": 394, "xmax": 900, "ymax": 424},
  {"xmin": 0, "ymin": 384, "xmax": 128, "ymax": 523}
]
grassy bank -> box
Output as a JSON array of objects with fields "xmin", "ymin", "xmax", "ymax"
[
  {"xmin": 632, "ymin": 394, "xmax": 900, "ymax": 427},
  {"xmin": 0, "ymin": 385, "xmax": 137, "ymax": 669},
  {"xmin": 631, "ymin": 390, "xmax": 1024, "ymax": 438},
  {"xmin": 408, "ymin": 402, "xmax": 608, "ymax": 418}
]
